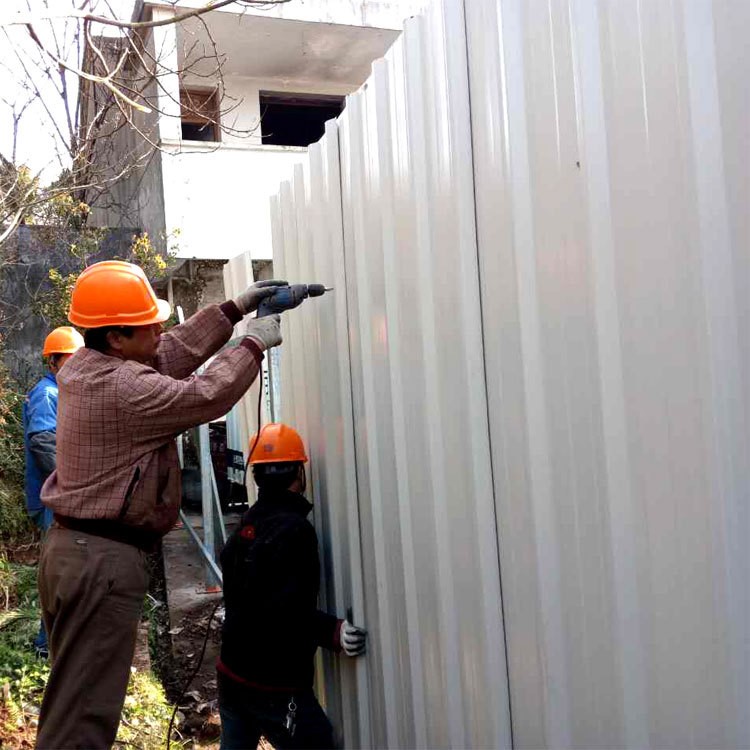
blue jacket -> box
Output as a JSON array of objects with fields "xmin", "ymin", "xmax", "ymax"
[{"xmin": 23, "ymin": 373, "xmax": 58, "ymax": 513}]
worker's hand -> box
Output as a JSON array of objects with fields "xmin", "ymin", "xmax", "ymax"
[
  {"xmin": 234, "ymin": 280, "xmax": 288, "ymax": 315},
  {"xmin": 245, "ymin": 314, "xmax": 282, "ymax": 351},
  {"xmin": 340, "ymin": 620, "xmax": 367, "ymax": 657}
]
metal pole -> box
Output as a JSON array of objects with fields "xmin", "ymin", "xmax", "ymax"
[
  {"xmin": 176, "ymin": 304, "xmax": 226, "ymax": 586},
  {"xmin": 198, "ymin": 421, "xmax": 218, "ymax": 590},
  {"xmin": 269, "ymin": 348, "xmax": 282, "ymax": 422},
  {"xmin": 178, "ymin": 509, "xmax": 222, "ymax": 586},
  {"xmin": 211, "ymin": 465, "xmax": 228, "ymax": 545},
  {"xmin": 176, "ymin": 434, "xmax": 184, "ymax": 467}
]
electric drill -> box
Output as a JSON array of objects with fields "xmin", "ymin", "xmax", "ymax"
[{"xmin": 256, "ymin": 283, "xmax": 332, "ymax": 318}]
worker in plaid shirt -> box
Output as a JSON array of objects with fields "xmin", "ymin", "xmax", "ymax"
[{"xmin": 35, "ymin": 261, "xmax": 285, "ymax": 750}]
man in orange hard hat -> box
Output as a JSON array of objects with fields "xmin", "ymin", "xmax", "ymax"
[
  {"xmin": 22, "ymin": 326, "xmax": 84, "ymax": 658},
  {"xmin": 35, "ymin": 260, "xmax": 286, "ymax": 750},
  {"xmin": 217, "ymin": 423, "xmax": 367, "ymax": 749}
]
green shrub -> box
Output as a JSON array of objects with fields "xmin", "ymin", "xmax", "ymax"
[
  {"xmin": 0, "ymin": 360, "xmax": 32, "ymax": 544},
  {"xmin": 0, "ymin": 561, "xmax": 49, "ymax": 710},
  {"xmin": 0, "ymin": 486, "xmax": 31, "ymax": 546},
  {"xmin": 117, "ymin": 669, "xmax": 182, "ymax": 749}
]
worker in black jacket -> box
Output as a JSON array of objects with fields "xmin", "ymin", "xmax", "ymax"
[{"xmin": 218, "ymin": 423, "xmax": 366, "ymax": 750}]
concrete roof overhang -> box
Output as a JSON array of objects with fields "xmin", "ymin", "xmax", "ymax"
[{"xmin": 143, "ymin": 2, "xmax": 403, "ymax": 87}]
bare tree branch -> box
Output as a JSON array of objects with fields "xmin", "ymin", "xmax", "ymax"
[
  {"xmin": 0, "ymin": 72, "xmax": 35, "ymax": 162},
  {"xmin": 25, "ymin": 22, "xmax": 153, "ymax": 113},
  {"xmin": 1, "ymin": 29, "xmax": 72, "ymax": 156},
  {"xmin": 0, "ymin": 0, "xmax": 274, "ymax": 247},
  {"xmin": 0, "ymin": 1, "xmax": 292, "ymax": 30}
]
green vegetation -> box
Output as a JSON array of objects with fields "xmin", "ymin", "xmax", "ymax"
[
  {"xmin": 0, "ymin": 555, "xmax": 49, "ymax": 746},
  {"xmin": 0, "ymin": 556, "xmax": 184, "ymax": 749},
  {"xmin": 33, "ymin": 225, "xmax": 177, "ymax": 330},
  {"xmin": 118, "ymin": 669, "xmax": 180, "ymax": 749},
  {"xmin": 0, "ymin": 358, "xmax": 33, "ymax": 547}
]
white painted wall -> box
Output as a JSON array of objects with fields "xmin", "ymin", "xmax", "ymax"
[
  {"xmin": 97, "ymin": 1, "xmax": 418, "ymax": 261},
  {"xmin": 180, "ymin": 73, "xmax": 354, "ymax": 148},
  {"xmin": 161, "ymin": 71, "xmax": 368, "ymax": 260},
  {"xmin": 161, "ymin": 141, "xmax": 305, "ymax": 260}
]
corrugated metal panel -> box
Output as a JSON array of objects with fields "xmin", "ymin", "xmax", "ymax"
[
  {"xmin": 466, "ymin": 0, "xmax": 749, "ymax": 746},
  {"xmin": 269, "ymin": 131, "xmax": 372, "ymax": 746},
  {"xmin": 221, "ymin": 0, "xmax": 750, "ymax": 747},
  {"xmin": 269, "ymin": 2, "xmax": 512, "ymax": 747}
]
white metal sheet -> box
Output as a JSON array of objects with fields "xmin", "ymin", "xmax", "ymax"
[
  {"xmin": 219, "ymin": 0, "xmax": 750, "ymax": 747},
  {"xmin": 269, "ymin": 1, "xmax": 512, "ymax": 747},
  {"xmin": 466, "ymin": 0, "xmax": 750, "ymax": 747}
]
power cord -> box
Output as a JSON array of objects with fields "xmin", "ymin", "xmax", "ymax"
[
  {"xmin": 166, "ymin": 597, "xmax": 223, "ymax": 750},
  {"xmin": 166, "ymin": 357, "xmax": 266, "ymax": 749},
  {"xmin": 245, "ymin": 363, "xmax": 265, "ymax": 481}
]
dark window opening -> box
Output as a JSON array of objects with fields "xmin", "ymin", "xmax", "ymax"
[
  {"xmin": 181, "ymin": 88, "xmax": 220, "ymax": 142},
  {"xmin": 259, "ymin": 92, "xmax": 345, "ymax": 147},
  {"xmin": 181, "ymin": 122, "xmax": 217, "ymax": 141}
]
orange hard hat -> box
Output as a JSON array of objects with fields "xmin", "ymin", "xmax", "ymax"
[
  {"xmin": 42, "ymin": 326, "xmax": 84, "ymax": 356},
  {"xmin": 68, "ymin": 260, "xmax": 171, "ymax": 328},
  {"xmin": 249, "ymin": 423, "xmax": 308, "ymax": 465}
]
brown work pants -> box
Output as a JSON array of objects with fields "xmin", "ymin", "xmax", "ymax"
[{"xmin": 36, "ymin": 526, "xmax": 149, "ymax": 749}]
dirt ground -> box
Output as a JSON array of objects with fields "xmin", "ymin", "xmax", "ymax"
[{"xmin": 0, "ymin": 704, "xmax": 35, "ymax": 750}]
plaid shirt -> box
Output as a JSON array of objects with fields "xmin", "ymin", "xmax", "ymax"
[{"xmin": 41, "ymin": 303, "xmax": 261, "ymax": 536}]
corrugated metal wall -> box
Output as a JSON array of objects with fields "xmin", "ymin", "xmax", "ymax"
[
  {"xmin": 269, "ymin": 1, "xmax": 513, "ymax": 746},
  {"xmin": 467, "ymin": 1, "xmax": 749, "ymax": 747},
  {"xmin": 228, "ymin": 0, "xmax": 750, "ymax": 747}
]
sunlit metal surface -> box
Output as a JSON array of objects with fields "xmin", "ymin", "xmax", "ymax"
[{"xmin": 231, "ymin": 0, "xmax": 750, "ymax": 747}]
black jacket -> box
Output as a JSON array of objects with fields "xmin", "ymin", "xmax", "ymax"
[{"xmin": 219, "ymin": 489, "xmax": 340, "ymax": 690}]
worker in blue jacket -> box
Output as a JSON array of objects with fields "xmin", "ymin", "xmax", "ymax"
[{"xmin": 22, "ymin": 326, "xmax": 84, "ymax": 656}]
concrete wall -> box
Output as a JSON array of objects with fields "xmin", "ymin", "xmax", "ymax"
[
  {"xmin": 0, "ymin": 226, "xmax": 136, "ymax": 389},
  {"xmin": 135, "ymin": 150, "xmax": 168, "ymax": 252},
  {"xmin": 157, "ymin": 259, "xmax": 228, "ymax": 318},
  {"xmin": 91, "ymin": 150, "xmax": 166, "ymax": 249},
  {"xmin": 88, "ymin": 29, "xmax": 167, "ymax": 250}
]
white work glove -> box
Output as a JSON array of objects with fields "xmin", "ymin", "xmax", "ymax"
[
  {"xmin": 234, "ymin": 279, "xmax": 288, "ymax": 315},
  {"xmin": 245, "ymin": 314, "xmax": 282, "ymax": 351},
  {"xmin": 340, "ymin": 620, "xmax": 367, "ymax": 657}
]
